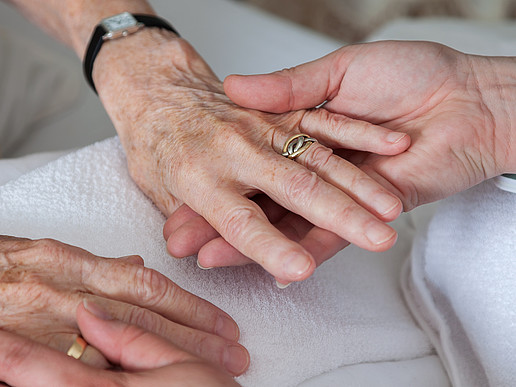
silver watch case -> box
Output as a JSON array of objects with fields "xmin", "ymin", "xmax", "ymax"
[{"xmin": 100, "ymin": 12, "xmax": 144, "ymax": 40}]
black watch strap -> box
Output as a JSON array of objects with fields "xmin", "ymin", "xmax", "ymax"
[{"xmin": 83, "ymin": 14, "xmax": 180, "ymax": 94}]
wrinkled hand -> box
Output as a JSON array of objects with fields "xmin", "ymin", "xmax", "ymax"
[
  {"xmin": 224, "ymin": 40, "xmax": 516, "ymax": 210},
  {"xmin": 0, "ymin": 301, "xmax": 238, "ymax": 386},
  {"xmin": 0, "ymin": 235, "xmax": 249, "ymax": 376},
  {"xmin": 94, "ymin": 30, "xmax": 410, "ymax": 283}
]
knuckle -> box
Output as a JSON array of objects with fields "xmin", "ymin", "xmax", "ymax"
[
  {"xmin": 193, "ymin": 334, "xmax": 217, "ymax": 360},
  {"xmin": 336, "ymin": 202, "xmax": 359, "ymax": 223},
  {"xmin": 284, "ymin": 170, "xmax": 320, "ymax": 205},
  {"xmin": 133, "ymin": 266, "xmax": 175, "ymax": 308},
  {"xmin": 303, "ymin": 144, "xmax": 334, "ymax": 171},
  {"xmin": 219, "ymin": 206, "xmax": 259, "ymax": 241},
  {"xmin": 125, "ymin": 306, "xmax": 165, "ymax": 334}
]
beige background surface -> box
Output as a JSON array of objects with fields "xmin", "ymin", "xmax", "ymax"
[{"xmin": 240, "ymin": 0, "xmax": 516, "ymax": 41}]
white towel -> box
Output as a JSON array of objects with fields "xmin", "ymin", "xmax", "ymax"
[
  {"xmin": 402, "ymin": 181, "xmax": 516, "ymax": 387},
  {"xmin": 0, "ymin": 137, "xmax": 432, "ymax": 386}
]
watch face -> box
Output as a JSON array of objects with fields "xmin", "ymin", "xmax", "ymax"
[{"xmin": 101, "ymin": 12, "xmax": 137, "ymax": 32}]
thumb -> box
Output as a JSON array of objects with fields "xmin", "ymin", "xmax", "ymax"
[
  {"xmin": 224, "ymin": 48, "xmax": 347, "ymax": 113},
  {"xmin": 77, "ymin": 300, "xmax": 194, "ymax": 371}
]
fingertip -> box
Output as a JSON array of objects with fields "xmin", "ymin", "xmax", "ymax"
[
  {"xmin": 282, "ymin": 252, "xmax": 315, "ymax": 281},
  {"xmin": 223, "ymin": 344, "xmax": 250, "ymax": 376},
  {"xmin": 364, "ymin": 223, "xmax": 398, "ymax": 252}
]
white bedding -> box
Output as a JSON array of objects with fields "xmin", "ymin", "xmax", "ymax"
[
  {"xmin": 2, "ymin": 0, "xmax": 516, "ymax": 385},
  {"xmin": 0, "ymin": 138, "xmax": 437, "ymax": 386}
]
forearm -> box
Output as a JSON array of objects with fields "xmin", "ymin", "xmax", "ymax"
[{"xmin": 6, "ymin": 0, "xmax": 155, "ymax": 58}]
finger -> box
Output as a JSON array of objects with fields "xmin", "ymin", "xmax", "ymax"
[
  {"xmin": 163, "ymin": 204, "xmax": 202, "ymax": 241},
  {"xmin": 118, "ymin": 255, "xmax": 145, "ymax": 265},
  {"xmin": 166, "ymin": 214, "xmax": 220, "ymax": 258},
  {"xmin": 49, "ymin": 333, "xmax": 110, "ymax": 369},
  {"xmin": 253, "ymin": 152, "xmax": 398, "ymax": 252},
  {"xmin": 0, "ymin": 330, "xmax": 119, "ymax": 387},
  {"xmin": 198, "ymin": 213, "xmax": 348, "ymax": 275},
  {"xmin": 5, "ymin": 237, "xmax": 239, "ymax": 343},
  {"xmin": 293, "ymin": 142, "xmax": 402, "ymax": 221},
  {"xmin": 224, "ymin": 48, "xmax": 346, "ymax": 113},
  {"xmin": 167, "ymin": 195, "xmax": 288, "ymax": 261},
  {"xmin": 52, "ymin": 246, "xmax": 241, "ymax": 342},
  {"xmin": 198, "ymin": 237, "xmax": 253, "ymax": 268},
  {"xmin": 86, "ymin": 296, "xmax": 249, "ymax": 376},
  {"xmin": 301, "ymin": 108, "xmax": 411, "ymax": 155},
  {"xmin": 200, "ymin": 190, "xmax": 316, "ymax": 282},
  {"xmin": 78, "ymin": 301, "xmax": 249, "ymax": 377}
]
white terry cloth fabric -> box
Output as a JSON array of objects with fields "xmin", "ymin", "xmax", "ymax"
[
  {"xmin": 366, "ymin": 17, "xmax": 516, "ymax": 387},
  {"xmin": 0, "ymin": 151, "xmax": 68, "ymax": 187},
  {"xmin": 0, "ymin": 137, "xmax": 434, "ymax": 386},
  {"xmin": 402, "ymin": 181, "xmax": 516, "ymax": 387}
]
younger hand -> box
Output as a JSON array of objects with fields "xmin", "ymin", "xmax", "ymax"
[
  {"xmin": 224, "ymin": 40, "xmax": 516, "ymax": 209},
  {"xmin": 0, "ymin": 235, "xmax": 248, "ymax": 376},
  {"xmin": 0, "ymin": 301, "xmax": 239, "ymax": 386}
]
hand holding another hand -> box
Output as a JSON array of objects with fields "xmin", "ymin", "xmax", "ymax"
[
  {"xmin": 0, "ymin": 235, "xmax": 249, "ymax": 376},
  {"xmin": 0, "ymin": 301, "xmax": 238, "ymax": 386},
  {"xmin": 95, "ymin": 30, "xmax": 410, "ymax": 284},
  {"xmin": 224, "ymin": 40, "xmax": 516, "ymax": 209}
]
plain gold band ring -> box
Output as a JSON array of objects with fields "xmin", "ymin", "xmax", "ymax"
[
  {"xmin": 67, "ymin": 336, "xmax": 88, "ymax": 360},
  {"xmin": 282, "ymin": 134, "xmax": 318, "ymax": 159}
]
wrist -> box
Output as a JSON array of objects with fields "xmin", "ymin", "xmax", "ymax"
[
  {"xmin": 469, "ymin": 55, "xmax": 516, "ymax": 174},
  {"xmin": 92, "ymin": 27, "xmax": 223, "ymax": 143},
  {"xmin": 62, "ymin": 0, "xmax": 156, "ymax": 57}
]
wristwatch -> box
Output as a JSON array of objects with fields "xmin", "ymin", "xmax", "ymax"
[{"xmin": 83, "ymin": 12, "xmax": 180, "ymax": 94}]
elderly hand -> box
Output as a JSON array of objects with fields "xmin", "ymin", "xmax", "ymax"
[
  {"xmin": 95, "ymin": 30, "xmax": 410, "ymax": 284},
  {"xmin": 0, "ymin": 235, "xmax": 249, "ymax": 376},
  {"xmin": 224, "ymin": 40, "xmax": 516, "ymax": 210},
  {"xmin": 0, "ymin": 301, "xmax": 238, "ymax": 386}
]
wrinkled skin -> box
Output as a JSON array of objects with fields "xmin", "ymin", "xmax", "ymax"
[
  {"xmin": 0, "ymin": 235, "xmax": 249, "ymax": 376},
  {"xmin": 167, "ymin": 41, "xmax": 515, "ymax": 275},
  {"xmin": 0, "ymin": 302, "xmax": 239, "ymax": 386},
  {"xmin": 94, "ymin": 30, "xmax": 410, "ymax": 284}
]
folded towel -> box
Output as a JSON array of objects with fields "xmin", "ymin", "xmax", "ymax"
[
  {"xmin": 0, "ymin": 137, "xmax": 433, "ymax": 386},
  {"xmin": 402, "ymin": 181, "xmax": 516, "ymax": 387}
]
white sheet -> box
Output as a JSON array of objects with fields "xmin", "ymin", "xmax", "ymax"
[
  {"xmin": 0, "ymin": 138, "xmax": 434, "ymax": 386},
  {"xmin": 403, "ymin": 182, "xmax": 516, "ymax": 387}
]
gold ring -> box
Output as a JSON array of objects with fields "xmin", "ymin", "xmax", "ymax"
[
  {"xmin": 67, "ymin": 336, "xmax": 88, "ymax": 360},
  {"xmin": 281, "ymin": 134, "xmax": 318, "ymax": 159}
]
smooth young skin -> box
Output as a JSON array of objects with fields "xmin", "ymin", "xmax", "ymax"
[
  {"xmin": 167, "ymin": 41, "xmax": 516, "ymax": 275},
  {"xmin": 0, "ymin": 236, "xmax": 249, "ymax": 376},
  {"xmin": 0, "ymin": 301, "xmax": 239, "ymax": 386},
  {"xmin": 5, "ymin": 0, "xmax": 408, "ymax": 287}
]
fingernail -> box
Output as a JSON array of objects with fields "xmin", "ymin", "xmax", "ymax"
[
  {"xmin": 197, "ymin": 260, "xmax": 213, "ymax": 270},
  {"xmin": 223, "ymin": 345, "xmax": 250, "ymax": 376},
  {"xmin": 374, "ymin": 193, "xmax": 401, "ymax": 216},
  {"xmin": 215, "ymin": 315, "xmax": 240, "ymax": 341},
  {"xmin": 275, "ymin": 280, "xmax": 291, "ymax": 289},
  {"xmin": 386, "ymin": 132, "xmax": 407, "ymax": 144},
  {"xmin": 365, "ymin": 223, "xmax": 397, "ymax": 246},
  {"xmin": 83, "ymin": 299, "xmax": 113, "ymax": 320},
  {"xmin": 283, "ymin": 254, "xmax": 311, "ymax": 279}
]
